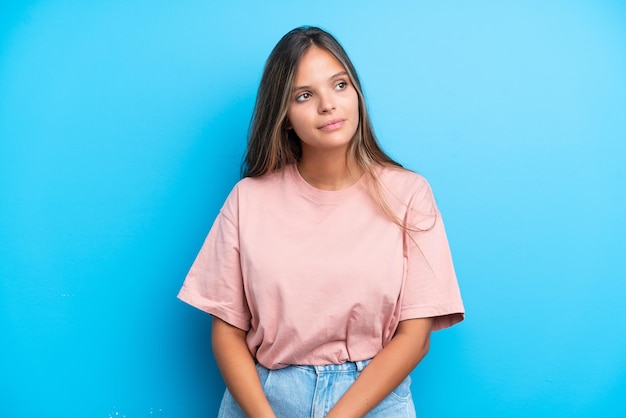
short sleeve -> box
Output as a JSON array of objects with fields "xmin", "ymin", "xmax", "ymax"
[
  {"xmin": 400, "ymin": 179, "xmax": 465, "ymax": 331},
  {"xmin": 177, "ymin": 186, "xmax": 251, "ymax": 331}
]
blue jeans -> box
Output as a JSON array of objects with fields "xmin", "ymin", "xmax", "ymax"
[{"xmin": 217, "ymin": 359, "xmax": 416, "ymax": 417}]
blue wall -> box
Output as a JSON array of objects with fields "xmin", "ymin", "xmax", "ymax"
[{"xmin": 1, "ymin": 1, "xmax": 625, "ymax": 417}]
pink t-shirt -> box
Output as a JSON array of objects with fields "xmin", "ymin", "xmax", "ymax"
[{"xmin": 178, "ymin": 163, "xmax": 464, "ymax": 369}]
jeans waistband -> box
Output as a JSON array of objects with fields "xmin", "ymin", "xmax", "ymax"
[{"xmin": 299, "ymin": 359, "xmax": 371, "ymax": 374}]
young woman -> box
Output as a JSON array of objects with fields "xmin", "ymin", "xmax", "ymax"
[{"xmin": 178, "ymin": 26, "xmax": 464, "ymax": 417}]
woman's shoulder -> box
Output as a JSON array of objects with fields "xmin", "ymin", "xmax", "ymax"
[
  {"xmin": 220, "ymin": 167, "xmax": 290, "ymax": 216},
  {"xmin": 232, "ymin": 165, "xmax": 291, "ymax": 194},
  {"xmin": 377, "ymin": 164, "xmax": 439, "ymax": 218},
  {"xmin": 378, "ymin": 164, "xmax": 431, "ymax": 194}
]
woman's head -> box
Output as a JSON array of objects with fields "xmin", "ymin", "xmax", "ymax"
[{"xmin": 243, "ymin": 26, "xmax": 400, "ymax": 177}]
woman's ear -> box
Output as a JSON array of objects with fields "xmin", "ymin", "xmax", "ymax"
[{"xmin": 285, "ymin": 119, "xmax": 292, "ymax": 130}]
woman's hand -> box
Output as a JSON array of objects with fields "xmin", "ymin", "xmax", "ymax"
[{"xmin": 325, "ymin": 317, "xmax": 434, "ymax": 418}]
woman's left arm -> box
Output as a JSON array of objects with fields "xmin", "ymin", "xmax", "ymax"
[{"xmin": 325, "ymin": 317, "xmax": 434, "ymax": 418}]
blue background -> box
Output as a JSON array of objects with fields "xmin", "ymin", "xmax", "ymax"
[{"xmin": 1, "ymin": 1, "xmax": 625, "ymax": 417}]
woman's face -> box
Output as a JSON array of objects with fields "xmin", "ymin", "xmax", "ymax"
[{"xmin": 287, "ymin": 46, "xmax": 359, "ymax": 158}]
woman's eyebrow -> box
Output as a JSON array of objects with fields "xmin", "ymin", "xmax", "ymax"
[{"xmin": 292, "ymin": 71, "xmax": 349, "ymax": 93}]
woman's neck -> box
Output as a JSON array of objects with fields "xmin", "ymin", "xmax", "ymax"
[{"xmin": 297, "ymin": 152, "xmax": 362, "ymax": 191}]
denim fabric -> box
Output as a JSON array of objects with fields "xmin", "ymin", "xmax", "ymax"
[{"xmin": 217, "ymin": 360, "xmax": 416, "ymax": 418}]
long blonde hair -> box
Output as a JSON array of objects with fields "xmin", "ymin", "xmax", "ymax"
[{"xmin": 243, "ymin": 26, "xmax": 418, "ymax": 229}]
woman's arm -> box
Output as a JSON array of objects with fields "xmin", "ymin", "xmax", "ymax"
[
  {"xmin": 211, "ymin": 316, "xmax": 276, "ymax": 418},
  {"xmin": 325, "ymin": 317, "xmax": 434, "ymax": 418}
]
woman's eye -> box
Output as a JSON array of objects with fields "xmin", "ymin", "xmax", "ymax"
[
  {"xmin": 336, "ymin": 81, "xmax": 347, "ymax": 90},
  {"xmin": 296, "ymin": 92, "xmax": 311, "ymax": 102}
]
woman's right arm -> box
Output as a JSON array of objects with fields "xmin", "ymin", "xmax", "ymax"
[{"xmin": 211, "ymin": 316, "xmax": 276, "ymax": 418}]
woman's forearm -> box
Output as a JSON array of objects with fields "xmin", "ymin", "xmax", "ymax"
[
  {"xmin": 211, "ymin": 316, "xmax": 275, "ymax": 418},
  {"xmin": 326, "ymin": 317, "xmax": 434, "ymax": 418}
]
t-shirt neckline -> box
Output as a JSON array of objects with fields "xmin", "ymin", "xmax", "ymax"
[{"xmin": 288, "ymin": 163, "xmax": 365, "ymax": 204}]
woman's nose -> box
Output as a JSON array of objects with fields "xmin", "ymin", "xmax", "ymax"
[{"xmin": 318, "ymin": 92, "xmax": 336, "ymax": 113}]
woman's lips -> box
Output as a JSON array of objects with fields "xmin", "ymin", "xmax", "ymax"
[{"xmin": 318, "ymin": 119, "xmax": 346, "ymax": 131}]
